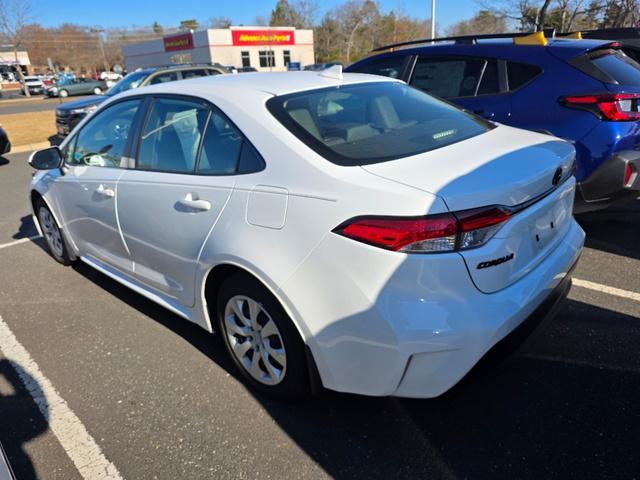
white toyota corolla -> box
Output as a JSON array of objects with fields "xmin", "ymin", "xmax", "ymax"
[{"xmin": 28, "ymin": 69, "xmax": 584, "ymax": 399}]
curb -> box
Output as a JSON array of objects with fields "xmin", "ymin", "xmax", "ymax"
[
  {"xmin": 0, "ymin": 96, "xmax": 47, "ymax": 105},
  {"xmin": 6, "ymin": 141, "xmax": 51, "ymax": 154}
]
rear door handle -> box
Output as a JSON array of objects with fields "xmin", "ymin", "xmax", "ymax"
[
  {"xmin": 95, "ymin": 184, "xmax": 115, "ymax": 198},
  {"xmin": 177, "ymin": 193, "xmax": 211, "ymax": 212}
]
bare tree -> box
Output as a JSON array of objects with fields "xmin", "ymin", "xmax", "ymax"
[{"xmin": 0, "ymin": 0, "xmax": 33, "ymax": 95}]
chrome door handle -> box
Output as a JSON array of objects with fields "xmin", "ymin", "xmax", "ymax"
[
  {"xmin": 177, "ymin": 193, "xmax": 211, "ymax": 212},
  {"xmin": 96, "ymin": 184, "xmax": 115, "ymax": 198}
]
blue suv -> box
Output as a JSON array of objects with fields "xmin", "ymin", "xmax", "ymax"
[{"xmin": 346, "ymin": 33, "xmax": 640, "ymax": 212}]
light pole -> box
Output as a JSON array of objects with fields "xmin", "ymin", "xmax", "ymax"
[
  {"xmin": 430, "ymin": 0, "xmax": 436, "ymax": 40},
  {"xmin": 90, "ymin": 28, "xmax": 109, "ymax": 72}
]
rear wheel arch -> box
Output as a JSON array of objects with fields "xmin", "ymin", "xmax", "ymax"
[{"xmin": 202, "ymin": 262, "xmax": 310, "ymax": 343}]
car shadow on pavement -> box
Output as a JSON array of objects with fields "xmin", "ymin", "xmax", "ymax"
[
  {"xmin": 14, "ymin": 215, "xmax": 40, "ymax": 241},
  {"xmin": 48, "ymin": 135, "xmax": 62, "ymax": 147},
  {"xmin": 0, "ymin": 359, "xmax": 47, "ymax": 480},
  {"xmin": 576, "ymin": 199, "xmax": 640, "ymax": 260},
  {"xmin": 0, "ymin": 156, "xmax": 8, "ymax": 166},
  {"xmin": 70, "ymin": 259, "xmax": 640, "ymax": 479}
]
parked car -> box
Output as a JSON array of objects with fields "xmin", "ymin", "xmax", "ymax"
[
  {"xmin": 21, "ymin": 76, "xmax": 45, "ymax": 95},
  {"xmin": 54, "ymin": 64, "xmax": 226, "ymax": 137},
  {"xmin": 0, "ymin": 124, "xmax": 10, "ymax": 155},
  {"xmin": 237, "ymin": 66, "xmax": 258, "ymax": 73},
  {"xmin": 29, "ymin": 71, "xmax": 584, "ymax": 400},
  {"xmin": 347, "ymin": 32, "xmax": 640, "ymax": 212},
  {"xmin": 47, "ymin": 78, "xmax": 108, "ymax": 98}
]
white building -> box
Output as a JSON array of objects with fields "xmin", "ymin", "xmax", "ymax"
[{"xmin": 122, "ymin": 26, "xmax": 314, "ymax": 72}]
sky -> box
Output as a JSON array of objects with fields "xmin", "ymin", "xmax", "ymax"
[{"xmin": 29, "ymin": 0, "xmax": 479, "ymax": 33}]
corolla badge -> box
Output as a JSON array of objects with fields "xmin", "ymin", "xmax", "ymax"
[{"xmin": 477, "ymin": 253, "xmax": 515, "ymax": 270}]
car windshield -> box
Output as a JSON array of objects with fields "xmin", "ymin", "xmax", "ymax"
[
  {"xmin": 106, "ymin": 71, "xmax": 150, "ymax": 95},
  {"xmin": 267, "ymin": 81, "xmax": 493, "ymax": 166}
]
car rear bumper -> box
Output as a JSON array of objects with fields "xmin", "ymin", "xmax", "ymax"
[
  {"xmin": 282, "ymin": 217, "xmax": 585, "ymax": 398},
  {"xmin": 575, "ymin": 150, "xmax": 640, "ymax": 213}
]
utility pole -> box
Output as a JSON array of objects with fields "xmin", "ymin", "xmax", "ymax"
[
  {"xmin": 90, "ymin": 28, "xmax": 108, "ymax": 72},
  {"xmin": 430, "ymin": 0, "xmax": 436, "ymax": 40}
]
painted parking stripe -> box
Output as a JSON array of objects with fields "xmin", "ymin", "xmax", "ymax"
[
  {"xmin": 0, "ymin": 236, "xmax": 40, "ymax": 250},
  {"xmin": 573, "ymin": 278, "xmax": 640, "ymax": 303},
  {"xmin": 0, "ymin": 315, "xmax": 122, "ymax": 479}
]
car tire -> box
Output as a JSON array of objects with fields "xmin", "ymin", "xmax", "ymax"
[
  {"xmin": 93, "ymin": 87, "xmax": 102, "ymax": 95},
  {"xmin": 216, "ymin": 272, "xmax": 311, "ymax": 400},
  {"xmin": 34, "ymin": 199, "xmax": 73, "ymax": 265},
  {"xmin": 58, "ymin": 89, "xmax": 69, "ymax": 98}
]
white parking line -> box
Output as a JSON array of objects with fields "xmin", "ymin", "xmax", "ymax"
[
  {"xmin": 573, "ymin": 278, "xmax": 640, "ymax": 303},
  {"xmin": 0, "ymin": 236, "xmax": 40, "ymax": 250},
  {"xmin": 0, "ymin": 315, "xmax": 122, "ymax": 479}
]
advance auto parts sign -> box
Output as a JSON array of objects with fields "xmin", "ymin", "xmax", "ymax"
[
  {"xmin": 232, "ymin": 29, "xmax": 295, "ymax": 46},
  {"xmin": 164, "ymin": 33, "xmax": 194, "ymax": 52}
]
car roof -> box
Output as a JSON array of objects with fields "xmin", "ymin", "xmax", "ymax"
[
  {"xmin": 357, "ymin": 38, "xmax": 615, "ymax": 62},
  {"xmin": 119, "ymin": 71, "xmax": 400, "ymax": 97}
]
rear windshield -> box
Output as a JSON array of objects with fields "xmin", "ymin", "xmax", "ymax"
[
  {"xmin": 588, "ymin": 49, "xmax": 640, "ymax": 86},
  {"xmin": 266, "ymin": 82, "xmax": 493, "ymax": 166}
]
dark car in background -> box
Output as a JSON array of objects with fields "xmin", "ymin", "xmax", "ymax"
[
  {"xmin": 347, "ymin": 32, "xmax": 640, "ymax": 212},
  {"xmin": 47, "ymin": 77, "xmax": 108, "ymax": 98},
  {"xmin": 0, "ymin": 124, "xmax": 11, "ymax": 155},
  {"xmin": 54, "ymin": 64, "xmax": 226, "ymax": 137}
]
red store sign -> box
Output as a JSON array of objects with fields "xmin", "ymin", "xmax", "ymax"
[
  {"xmin": 164, "ymin": 33, "xmax": 194, "ymax": 52},
  {"xmin": 232, "ymin": 29, "xmax": 295, "ymax": 46}
]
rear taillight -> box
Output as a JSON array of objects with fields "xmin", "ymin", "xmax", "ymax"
[
  {"xmin": 560, "ymin": 93, "xmax": 640, "ymax": 121},
  {"xmin": 624, "ymin": 163, "xmax": 637, "ymax": 187},
  {"xmin": 334, "ymin": 207, "xmax": 512, "ymax": 253}
]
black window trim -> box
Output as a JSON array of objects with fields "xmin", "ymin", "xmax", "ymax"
[{"xmin": 128, "ymin": 93, "xmax": 265, "ymax": 176}]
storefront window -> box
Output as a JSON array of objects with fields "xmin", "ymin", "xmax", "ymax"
[
  {"xmin": 283, "ymin": 50, "xmax": 291, "ymax": 66},
  {"xmin": 241, "ymin": 51, "xmax": 251, "ymax": 68},
  {"xmin": 259, "ymin": 51, "xmax": 276, "ymax": 68}
]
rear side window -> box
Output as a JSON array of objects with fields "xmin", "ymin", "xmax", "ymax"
[
  {"xmin": 198, "ymin": 109, "xmax": 243, "ymax": 175},
  {"xmin": 411, "ymin": 56, "xmax": 498, "ymax": 98},
  {"xmin": 589, "ymin": 50, "xmax": 640, "ymax": 86},
  {"xmin": 267, "ymin": 81, "xmax": 494, "ymax": 166},
  {"xmin": 507, "ymin": 61, "xmax": 543, "ymax": 90},
  {"xmin": 149, "ymin": 72, "xmax": 179, "ymax": 85},
  {"xmin": 182, "ymin": 69, "xmax": 209, "ymax": 79},
  {"xmin": 348, "ymin": 56, "xmax": 408, "ymax": 79},
  {"xmin": 137, "ymin": 98, "xmax": 209, "ymax": 173}
]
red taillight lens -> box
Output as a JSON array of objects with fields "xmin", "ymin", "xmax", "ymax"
[
  {"xmin": 334, "ymin": 207, "xmax": 512, "ymax": 253},
  {"xmin": 560, "ymin": 93, "xmax": 640, "ymax": 121}
]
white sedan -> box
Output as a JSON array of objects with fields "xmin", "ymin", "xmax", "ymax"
[{"xmin": 28, "ymin": 69, "xmax": 584, "ymax": 399}]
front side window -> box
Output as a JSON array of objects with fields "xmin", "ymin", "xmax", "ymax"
[
  {"xmin": 259, "ymin": 51, "xmax": 275, "ymax": 68},
  {"xmin": 67, "ymin": 99, "xmax": 141, "ymax": 168},
  {"xmin": 411, "ymin": 56, "xmax": 488, "ymax": 98},
  {"xmin": 137, "ymin": 98, "xmax": 209, "ymax": 173},
  {"xmin": 267, "ymin": 81, "xmax": 493, "ymax": 166},
  {"xmin": 347, "ymin": 55, "xmax": 408, "ymax": 79}
]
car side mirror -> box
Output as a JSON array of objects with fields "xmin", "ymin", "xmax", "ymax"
[{"xmin": 29, "ymin": 146, "xmax": 63, "ymax": 170}]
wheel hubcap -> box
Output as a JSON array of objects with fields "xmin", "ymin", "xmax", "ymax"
[
  {"xmin": 224, "ymin": 295, "xmax": 287, "ymax": 386},
  {"xmin": 38, "ymin": 207, "xmax": 63, "ymax": 258}
]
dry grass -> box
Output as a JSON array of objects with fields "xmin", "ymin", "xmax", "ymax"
[{"xmin": 0, "ymin": 111, "xmax": 55, "ymax": 146}]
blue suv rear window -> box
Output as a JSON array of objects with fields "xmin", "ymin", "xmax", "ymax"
[{"xmin": 589, "ymin": 50, "xmax": 640, "ymax": 86}]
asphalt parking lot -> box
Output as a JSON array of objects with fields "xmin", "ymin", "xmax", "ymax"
[{"xmin": 0, "ymin": 151, "xmax": 639, "ymax": 479}]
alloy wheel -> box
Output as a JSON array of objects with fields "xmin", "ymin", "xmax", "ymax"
[
  {"xmin": 223, "ymin": 295, "xmax": 287, "ymax": 385},
  {"xmin": 38, "ymin": 207, "xmax": 64, "ymax": 258}
]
